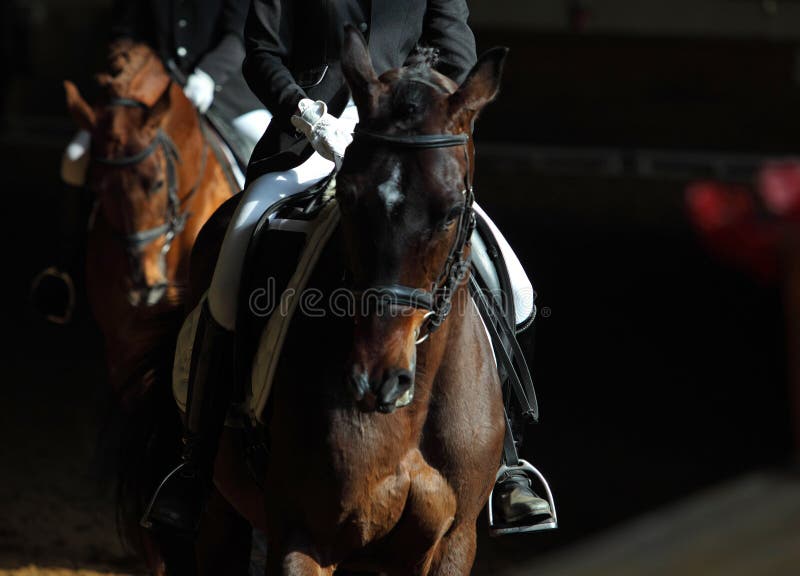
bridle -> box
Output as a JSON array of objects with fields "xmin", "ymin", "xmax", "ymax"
[
  {"xmin": 350, "ymin": 125, "xmax": 475, "ymax": 344},
  {"xmin": 92, "ymin": 97, "xmax": 208, "ymax": 291}
]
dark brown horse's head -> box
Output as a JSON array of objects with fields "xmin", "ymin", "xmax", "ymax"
[
  {"xmin": 338, "ymin": 27, "xmax": 507, "ymax": 412},
  {"xmin": 64, "ymin": 41, "xmax": 188, "ymax": 307}
]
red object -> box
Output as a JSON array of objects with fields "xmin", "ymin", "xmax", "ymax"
[
  {"xmin": 686, "ymin": 181, "xmax": 780, "ymax": 282},
  {"xmin": 758, "ymin": 162, "xmax": 800, "ymax": 221}
]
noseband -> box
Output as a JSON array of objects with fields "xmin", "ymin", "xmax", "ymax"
[
  {"xmin": 92, "ymin": 97, "xmax": 208, "ymax": 258},
  {"xmin": 351, "ymin": 126, "xmax": 475, "ymax": 344}
]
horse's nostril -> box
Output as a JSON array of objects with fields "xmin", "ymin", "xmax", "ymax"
[
  {"xmin": 375, "ymin": 368, "xmax": 415, "ymax": 410},
  {"xmin": 394, "ymin": 369, "xmax": 413, "ymax": 391}
]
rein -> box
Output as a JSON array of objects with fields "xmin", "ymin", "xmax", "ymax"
[
  {"xmin": 351, "ymin": 125, "xmax": 476, "ymax": 344},
  {"xmin": 92, "ymin": 97, "xmax": 208, "ymax": 257}
]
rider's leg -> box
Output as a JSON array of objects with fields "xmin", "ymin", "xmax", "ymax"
[
  {"xmin": 493, "ymin": 410, "xmax": 553, "ymax": 528},
  {"xmin": 230, "ymin": 109, "xmax": 273, "ymax": 151},
  {"xmin": 208, "ymin": 151, "xmax": 336, "ymax": 329},
  {"xmin": 494, "ymin": 468, "xmax": 553, "ymax": 526},
  {"xmin": 31, "ymin": 130, "xmax": 91, "ymax": 324},
  {"xmin": 473, "ymin": 203, "xmax": 535, "ymax": 329},
  {"xmin": 144, "ymin": 102, "xmax": 361, "ymax": 535},
  {"xmin": 61, "ymin": 129, "xmax": 91, "ymax": 187},
  {"xmin": 141, "ymin": 152, "xmax": 337, "ymax": 535},
  {"xmin": 471, "ymin": 207, "xmax": 554, "ymax": 529}
]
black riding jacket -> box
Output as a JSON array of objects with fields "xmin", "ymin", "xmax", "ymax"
[
  {"xmin": 111, "ymin": 0, "xmax": 262, "ymax": 120},
  {"xmin": 243, "ymin": 0, "xmax": 477, "ymax": 181}
]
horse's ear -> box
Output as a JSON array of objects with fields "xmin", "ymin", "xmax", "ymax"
[
  {"xmin": 64, "ymin": 81, "xmax": 96, "ymax": 131},
  {"xmin": 448, "ymin": 47, "xmax": 508, "ymax": 121},
  {"xmin": 127, "ymin": 53, "xmax": 172, "ymax": 109},
  {"xmin": 341, "ymin": 24, "xmax": 379, "ymax": 117}
]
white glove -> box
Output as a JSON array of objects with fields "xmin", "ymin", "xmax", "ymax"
[
  {"xmin": 290, "ymin": 98, "xmax": 353, "ymax": 162},
  {"xmin": 184, "ymin": 68, "xmax": 215, "ymax": 113}
]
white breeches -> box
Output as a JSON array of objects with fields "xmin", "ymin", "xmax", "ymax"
[
  {"xmin": 231, "ymin": 109, "xmax": 273, "ymax": 148},
  {"xmin": 61, "ymin": 130, "xmax": 92, "ymax": 187},
  {"xmin": 207, "ymin": 101, "xmax": 361, "ymax": 329}
]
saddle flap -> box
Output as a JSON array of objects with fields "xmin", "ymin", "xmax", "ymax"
[{"xmin": 233, "ymin": 178, "xmax": 339, "ymax": 423}]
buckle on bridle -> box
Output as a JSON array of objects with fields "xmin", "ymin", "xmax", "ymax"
[{"xmin": 415, "ymin": 310, "xmax": 436, "ymax": 345}]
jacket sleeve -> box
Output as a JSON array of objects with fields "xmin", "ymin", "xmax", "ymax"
[
  {"xmin": 420, "ymin": 0, "xmax": 477, "ymax": 85},
  {"xmin": 242, "ymin": 0, "xmax": 307, "ymax": 124},
  {"xmin": 197, "ymin": 0, "xmax": 249, "ymax": 87}
]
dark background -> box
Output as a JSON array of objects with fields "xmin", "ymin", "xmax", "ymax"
[{"xmin": 1, "ymin": 0, "xmax": 797, "ymax": 574}]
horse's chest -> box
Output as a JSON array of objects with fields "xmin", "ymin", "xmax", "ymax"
[
  {"xmin": 337, "ymin": 468, "xmax": 412, "ymax": 545},
  {"xmin": 332, "ymin": 448, "xmax": 457, "ymax": 555}
]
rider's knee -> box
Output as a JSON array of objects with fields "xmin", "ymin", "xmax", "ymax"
[{"xmin": 61, "ymin": 130, "xmax": 91, "ymax": 187}]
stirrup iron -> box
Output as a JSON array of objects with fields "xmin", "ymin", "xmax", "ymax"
[
  {"xmin": 488, "ymin": 459, "xmax": 558, "ymax": 536},
  {"xmin": 30, "ymin": 266, "xmax": 76, "ymax": 325}
]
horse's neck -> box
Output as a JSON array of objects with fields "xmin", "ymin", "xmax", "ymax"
[
  {"xmin": 414, "ymin": 282, "xmax": 474, "ymax": 408},
  {"xmin": 163, "ymin": 87, "xmax": 201, "ymax": 152},
  {"xmin": 163, "ymin": 89, "xmax": 212, "ymax": 201}
]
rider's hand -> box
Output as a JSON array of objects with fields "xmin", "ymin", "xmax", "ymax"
[
  {"xmin": 184, "ymin": 68, "xmax": 215, "ymax": 114},
  {"xmin": 291, "ymin": 99, "xmax": 353, "ymax": 162}
]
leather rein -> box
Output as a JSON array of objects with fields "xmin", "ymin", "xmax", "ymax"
[
  {"xmin": 92, "ymin": 97, "xmax": 208, "ymax": 258},
  {"xmin": 350, "ymin": 126, "xmax": 475, "ymax": 344}
]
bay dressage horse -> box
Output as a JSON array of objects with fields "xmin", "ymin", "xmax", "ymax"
[
  {"xmin": 199, "ymin": 28, "xmax": 511, "ymax": 574},
  {"xmin": 64, "ymin": 40, "xmax": 238, "ymax": 574},
  {"xmin": 65, "ymin": 40, "xmax": 237, "ymax": 407}
]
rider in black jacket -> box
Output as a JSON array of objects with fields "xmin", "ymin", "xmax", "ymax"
[
  {"xmin": 142, "ymin": 0, "xmax": 552, "ymax": 537},
  {"xmin": 110, "ymin": 0, "xmax": 263, "ymax": 124}
]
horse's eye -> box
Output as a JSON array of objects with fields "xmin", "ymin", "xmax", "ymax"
[
  {"xmin": 149, "ymin": 179, "xmax": 165, "ymax": 195},
  {"xmin": 439, "ymin": 205, "xmax": 464, "ymax": 231}
]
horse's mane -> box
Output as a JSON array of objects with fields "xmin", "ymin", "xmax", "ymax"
[
  {"xmin": 406, "ymin": 45, "xmax": 440, "ymax": 71},
  {"xmin": 97, "ymin": 39, "xmax": 161, "ymax": 99}
]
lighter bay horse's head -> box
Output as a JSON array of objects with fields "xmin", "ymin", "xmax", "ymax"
[
  {"xmin": 337, "ymin": 27, "xmax": 507, "ymax": 412},
  {"xmin": 65, "ymin": 42, "xmax": 194, "ymax": 307}
]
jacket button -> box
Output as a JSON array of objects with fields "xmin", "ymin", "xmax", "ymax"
[
  {"xmin": 176, "ymin": 46, "xmax": 188, "ymax": 58},
  {"xmin": 358, "ymin": 22, "xmax": 368, "ymax": 33},
  {"xmin": 178, "ymin": 19, "xmax": 188, "ymax": 28}
]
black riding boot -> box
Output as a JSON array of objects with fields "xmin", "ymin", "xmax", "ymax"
[
  {"xmin": 141, "ymin": 301, "xmax": 235, "ymax": 536},
  {"xmin": 492, "ymin": 410, "xmax": 554, "ymax": 529},
  {"xmin": 493, "ymin": 470, "xmax": 552, "ymax": 526}
]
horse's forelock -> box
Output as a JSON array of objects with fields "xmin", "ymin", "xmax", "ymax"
[
  {"xmin": 407, "ymin": 45, "xmax": 440, "ymax": 70},
  {"xmin": 101, "ymin": 41, "xmax": 161, "ymax": 99}
]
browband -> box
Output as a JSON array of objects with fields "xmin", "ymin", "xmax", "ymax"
[{"xmin": 353, "ymin": 126, "xmax": 469, "ymax": 149}]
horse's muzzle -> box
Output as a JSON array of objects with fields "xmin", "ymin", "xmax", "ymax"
[{"xmin": 349, "ymin": 366, "xmax": 415, "ymax": 413}]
